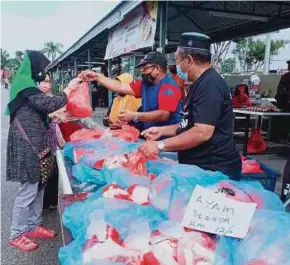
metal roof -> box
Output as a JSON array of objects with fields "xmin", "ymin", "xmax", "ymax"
[{"xmin": 48, "ymin": 1, "xmax": 290, "ymax": 70}]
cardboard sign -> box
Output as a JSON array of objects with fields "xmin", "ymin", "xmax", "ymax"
[{"xmin": 181, "ymin": 185, "xmax": 257, "ymax": 238}]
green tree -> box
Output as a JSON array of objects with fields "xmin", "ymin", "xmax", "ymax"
[
  {"xmin": 42, "ymin": 41, "xmax": 63, "ymax": 61},
  {"xmin": 233, "ymin": 37, "xmax": 288, "ymax": 73},
  {"xmin": 1, "ymin": 49, "xmax": 10, "ymax": 68},
  {"xmin": 220, "ymin": 58, "xmax": 236, "ymax": 75},
  {"xmin": 212, "ymin": 41, "xmax": 231, "ymax": 70}
]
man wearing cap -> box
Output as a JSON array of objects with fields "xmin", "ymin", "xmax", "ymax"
[
  {"xmin": 83, "ymin": 52, "xmax": 182, "ymax": 131},
  {"xmin": 139, "ymin": 32, "xmax": 241, "ymax": 180}
]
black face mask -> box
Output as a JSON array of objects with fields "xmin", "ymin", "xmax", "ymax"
[
  {"xmin": 142, "ymin": 73, "xmax": 156, "ymax": 86},
  {"xmin": 34, "ymin": 71, "xmax": 46, "ymax": 82}
]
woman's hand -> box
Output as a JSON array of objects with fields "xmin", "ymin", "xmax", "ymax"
[
  {"xmin": 49, "ymin": 108, "xmax": 73, "ymax": 123},
  {"xmin": 63, "ymin": 77, "xmax": 82, "ymax": 96},
  {"xmin": 81, "ymin": 70, "xmax": 101, "ymax": 82}
]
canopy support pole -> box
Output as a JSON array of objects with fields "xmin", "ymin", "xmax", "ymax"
[
  {"xmin": 74, "ymin": 57, "xmax": 77, "ymax": 77},
  {"xmin": 108, "ymin": 59, "xmax": 113, "ymax": 106},
  {"xmin": 159, "ymin": 1, "xmax": 168, "ymax": 54}
]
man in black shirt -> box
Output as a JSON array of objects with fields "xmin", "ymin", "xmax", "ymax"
[{"xmin": 139, "ymin": 32, "xmax": 241, "ymax": 180}]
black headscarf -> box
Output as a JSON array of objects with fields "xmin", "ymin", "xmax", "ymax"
[{"xmin": 6, "ymin": 50, "xmax": 51, "ymax": 120}]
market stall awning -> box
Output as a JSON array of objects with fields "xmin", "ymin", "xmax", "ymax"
[{"xmin": 47, "ymin": 1, "xmax": 290, "ymax": 70}]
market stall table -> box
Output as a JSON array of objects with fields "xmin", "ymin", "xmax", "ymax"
[
  {"xmin": 233, "ymin": 109, "xmax": 290, "ymax": 155},
  {"xmin": 57, "ymin": 150, "xmax": 74, "ymax": 246}
]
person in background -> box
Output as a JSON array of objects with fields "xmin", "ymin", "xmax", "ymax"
[
  {"xmin": 82, "ymin": 51, "xmax": 182, "ymax": 132},
  {"xmin": 5, "ymin": 50, "xmax": 80, "ymax": 251},
  {"xmin": 276, "ymin": 60, "xmax": 290, "ymax": 112},
  {"xmin": 168, "ymin": 54, "xmax": 186, "ymax": 101},
  {"xmin": 103, "ymin": 73, "xmax": 141, "ymax": 130},
  {"xmin": 271, "ymin": 60, "xmax": 290, "ymax": 142},
  {"xmin": 232, "ymin": 83, "xmax": 251, "ymax": 108},
  {"xmin": 139, "ymin": 32, "xmax": 241, "ymax": 180}
]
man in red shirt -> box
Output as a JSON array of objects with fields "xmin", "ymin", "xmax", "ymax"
[{"xmin": 83, "ymin": 52, "xmax": 182, "ymax": 131}]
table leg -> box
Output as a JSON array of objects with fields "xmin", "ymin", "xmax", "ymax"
[
  {"xmin": 267, "ymin": 116, "xmax": 272, "ymax": 141},
  {"xmin": 243, "ymin": 114, "xmax": 250, "ymax": 156}
]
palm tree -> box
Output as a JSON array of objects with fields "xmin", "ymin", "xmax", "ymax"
[{"xmin": 42, "ymin": 41, "xmax": 63, "ymax": 61}]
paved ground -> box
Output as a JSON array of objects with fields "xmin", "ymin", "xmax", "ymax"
[
  {"xmin": 1, "ymin": 88, "xmax": 62, "ymax": 265},
  {"xmin": 0, "ymin": 89, "xmax": 286, "ymax": 264}
]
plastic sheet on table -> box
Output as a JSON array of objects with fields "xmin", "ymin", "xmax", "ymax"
[
  {"xmin": 232, "ymin": 210, "xmax": 290, "ymax": 265},
  {"xmin": 149, "ymin": 165, "xmax": 228, "ymax": 221}
]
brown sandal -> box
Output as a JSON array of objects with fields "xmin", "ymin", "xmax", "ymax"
[{"xmin": 9, "ymin": 235, "xmax": 39, "ymax": 251}]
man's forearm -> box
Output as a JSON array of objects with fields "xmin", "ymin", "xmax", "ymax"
[
  {"xmin": 163, "ymin": 126, "xmax": 208, "ymax": 151},
  {"xmin": 97, "ymin": 75, "xmax": 134, "ymax": 95},
  {"xmin": 160, "ymin": 124, "xmax": 179, "ymax": 137},
  {"xmin": 137, "ymin": 110, "xmax": 170, "ymax": 122}
]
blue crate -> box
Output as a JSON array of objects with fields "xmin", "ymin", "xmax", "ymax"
[{"xmin": 241, "ymin": 158, "xmax": 280, "ymax": 192}]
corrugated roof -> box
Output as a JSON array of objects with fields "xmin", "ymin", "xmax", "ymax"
[{"xmin": 48, "ymin": 1, "xmax": 290, "ymax": 70}]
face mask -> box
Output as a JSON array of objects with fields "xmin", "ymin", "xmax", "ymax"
[
  {"xmin": 39, "ymin": 81, "xmax": 51, "ymax": 94},
  {"xmin": 176, "ymin": 64, "xmax": 188, "ymax": 81},
  {"xmin": 142, "ymin": 73, "xmax": 156, "ymax": 86}
]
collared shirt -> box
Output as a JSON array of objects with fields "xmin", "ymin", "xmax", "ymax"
[{"xmin": 130, "ymin": 74, "xmax": 182, "ymax": 129}]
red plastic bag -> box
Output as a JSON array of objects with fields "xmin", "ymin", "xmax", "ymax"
[
  {"xmin": 58, "ymin": 121, "xmax": 84, "ymax": 142},
  {"xmin": 111, "ymin": 125, "xmax": 140, "ymax": 142},
  {"xmin": 66, "ymin": 82, "xmax": 93, "ymax": 118},
  {"xmin": 122, "ymin": 151, "xmax": 158, "ymax": 176},
  {"xmin": 242, "ymin": 159, "xmax": 264, "ymax": 174},
  {"xmin": 70, "ymin": 128, "xmax": 103, "ymax": 142},
  {"xmin": 247, "ymin": 128, "xmax": 266, "ymax": 154}
]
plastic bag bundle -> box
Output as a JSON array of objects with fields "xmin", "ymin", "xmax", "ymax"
[
  {"xmin": 207, "ymin": 180, "xmax": 284, "ymax": 211},
  {"xmin": 242, "ymin": 159, "xmax": 264, "ymax": 174},
  {"xmin": 110, "ymin": 125, "xmax": 140, "ymax": 142},
  {"xmin": 63, "ymin": 138, "xmax": 139, "ymax": 166},
  {"xmin": 102, "ymin": 151, "xmax": 158, "ymax": 176},
  {"xmin": 149, "ymin": 165, "xmax": 228, "ymax": 221},
  {"xmin": 102, "ymin": 184, "xmax": 150, "ymax": 205},
  {"xmin": 232, "ymin": 210, "xmax": 290, "ymax": 265},
  {"xmin": 66, "ymin": 81, "xmax": 93, "ymax": 118},
  {"xmin": 70, "ymin": 128, "xmax": 104, "ymax": 142}
]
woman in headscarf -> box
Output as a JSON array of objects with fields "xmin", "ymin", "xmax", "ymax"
[{"xmin": 5, "ymin": 50, "xmax": 80, "ymax": 251}]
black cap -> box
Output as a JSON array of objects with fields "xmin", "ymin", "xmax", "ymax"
[
  {"xmin": 135, "ymin": 52, "xmax": 167, "ymax": 68},
  {"xmin": 287, "ymin": 60, "xmax": 290, "ymax": 64},
  {"xmin": 178, "ymin": 32, "xmax": 211, "ymax": 52}
]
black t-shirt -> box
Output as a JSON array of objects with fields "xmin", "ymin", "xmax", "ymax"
[{"xmin": 176, "ymin": 68, "xmax": 241, "ymax": 179}]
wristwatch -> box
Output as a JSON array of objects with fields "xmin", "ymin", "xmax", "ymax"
[
  {"xmin": 157, "ymin": 141, "xmax": 165, "ymax": 152},
  {"xmin": 133, "ymin": 113, "xmax": 139, "ymax": 123}
]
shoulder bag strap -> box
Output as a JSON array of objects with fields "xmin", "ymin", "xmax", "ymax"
[{"xmin": 14, "ymin": 117, "xmax": 40, "ymax": 157}]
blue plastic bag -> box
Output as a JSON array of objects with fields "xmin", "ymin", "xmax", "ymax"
[
  {"xmin": 64, "ymin": 138, "xmax": 139, "ymax": 166},
  {"xmin": 103, "ymin": 167, "xmax": 151, "ymax": 189},
  {"xmin": 72, "ymin": 162, "xmax": 106, "ymax": 186},
  {"xmin": 149, "ymin": 164, "xmax": 229, "ymax": 221},
  {"xmin": 232, "ymin": 210, "xmax": 290, "ymax": 265}
]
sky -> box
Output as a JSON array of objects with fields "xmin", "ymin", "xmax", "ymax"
[{"xmin": 1, "ymin": 0, "xmax": 290, "ymax": 70}]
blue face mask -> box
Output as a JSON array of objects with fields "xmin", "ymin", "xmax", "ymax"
[{"xmin": 176, "ymin": 64, "xmax": 188, "ymax": 81}]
